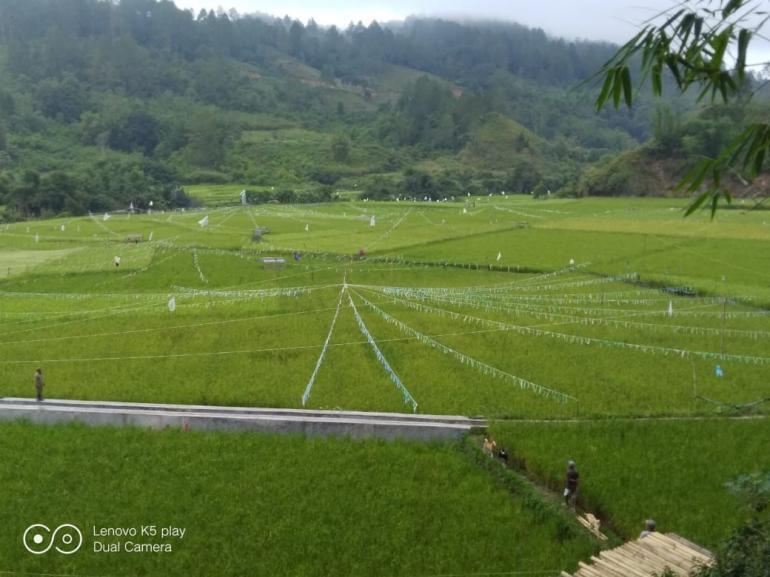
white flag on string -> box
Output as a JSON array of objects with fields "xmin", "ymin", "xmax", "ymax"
[
  {"xmin": 667, "ymin": 301, "xmax": 673, "ymax": 317},
  {"xmin": 149, "ymin": 231, "xmax": 154, "ymax": 241},
  {"xmin": 569, "ymin": 258, "xmax": 575, "ymax": 266},
  {"xmin": 103, "ymin": 213, "xmax": 111, "ymax": 221},
  {"xmin": 198, "ymin": 215, "xmax": 209, "ymax": 228},
  {"xmin": 369, "ymin": 215, "xmax": 376, "ymax": 227},
  {"xmin": 168, "ymin": 297, "xmax": 176, "ymax": 312},
  {"xmin": 60, "ymin": 224, "xmax": 66, "ymax": 232},
  {"xmin": 305, "ymin": 223, "xmax": 309, "ymax": 232},
  {"xmin": 496, "ymin": 252, "xmax": 502, "ymax": 262}
]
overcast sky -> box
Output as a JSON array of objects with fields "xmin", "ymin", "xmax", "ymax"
[{"xmin": 175, "ymin": 0, "xmax": 770, "ymax": 64}]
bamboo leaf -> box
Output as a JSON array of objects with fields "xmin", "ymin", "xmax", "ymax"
[
  {"xmin": 742, "ymin": 124, "xmax": 770, "ymax": 176},
  {"xmin": 678, "ymin": 13, "xmax": 695, "ymax": 49},
  {"xmin": 694, "ymin": 16, "xmax": 702, "ymax": 42},
  {"xmin": 664, "ymin": 54, "xmax": 684, "ymax": 88},
  {"xmin": 718, "ymin": 76, "xmax": 729, "ymax": 102},
  {"xmin": 723, "ymin": 125, "xmax": 758, "ymax": 164},
  {"xmin": 612, "ymin": 67, "xmax": 623, "ymax": 108},
  {"xmin": 652, "ymin": 63, "xmax": 663, "ymax": 95},
  {"xmin": 677, "ymin": 157, "xmax": 713, "ymax": 194},
  {"xmin": 709, "ymin": 28, "xmax": 731, "ymax": 70},
  {"xmin": 751, "ymin": 147, "xmax": 766, "ymax": 177},
  {"xmin": 596, "ymin": 71, "xmax": 615, "ymax": 110},
  {"xmin": 684, "ymin": 191, "xmax": 710, "ymax": 215},
  {"xmin": 621, "ymin": 67, "xmax": 633, "ymax": 108},
  {"xmin": 743, "ymin": 124, "xmax": 770, "ymax": 178},
  {"xmin": 736, "ymin": 28, "xmax": 751, "ymax": 81},
  {"xmin": 723, "ymin": 0, "xmax": 745, "ymax": 18},
  {"xmin": 696, "ymin": 82, "xmax": 711, "ymax": 102},
  {"xmin": 662, "ymin": 8, "xmax": 687, "ymax": 29}
]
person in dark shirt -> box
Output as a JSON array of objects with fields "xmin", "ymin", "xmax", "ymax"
[
  {"xmin": 34, "ymin": 368, "xmax": 45, "ymax": 401},
  {"xmin": 564, "ymin": 460, "xmax": 579, "ymax": 509},
  {"xmin": 639, "ymin": 519, "xmax": 656, "ymax": 539}
]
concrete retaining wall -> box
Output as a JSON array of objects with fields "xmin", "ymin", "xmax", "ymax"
[{"xmin": 0, "ymin": 399, "xmax": 486, "ymax": 441}]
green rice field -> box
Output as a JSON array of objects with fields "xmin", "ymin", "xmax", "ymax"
[
  {"xmin": 0, "ymin": 197, "xmax": 767, "ymax": 417},
  {"xmin": 490, "ymin": 417, "xmax": 770, "ymax": 549},
  {"xmin": 0, "ymin": 421, "xmax": 596, "ymax": 576},
  {"xmin": 1, "ymin": 195, "xmax": 768, "ymax": 575}
]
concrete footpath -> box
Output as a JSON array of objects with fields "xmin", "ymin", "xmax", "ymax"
[{"xmin": 0, "ymin": 398, "xmax": 486, "ymax": 441}]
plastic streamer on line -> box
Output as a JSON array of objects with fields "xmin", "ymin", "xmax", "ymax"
[
  {"xmin": 375, "ymin": 287, "xmax": 651, "ymax": 316},
  {"xmin": 374, "ymin": 287, "xmax": 721, "ymax": 314},
  {"xmin": 458, "ymin": 291, "xmax": 720, "ymax": 306},
  {"xmin": 494, "ymin": 261, "xmax": 592, "ymax": 288},
  {"xmin": 415, "ymin": 294, "xmax": 750, "ymax": 321},
  {"xmin": 347, "ymin": 292, "xmax": 418, "ymax": 412},
  {"xmin": 352, "ymin": 260, "xmax": 593, "ymax": 292},
  {"xmin": 463, "ymin": 292, "xmax": 714, "ymax": 307},
  {"xmin": 461, "ymin": 274, "xmax": 631, "ymax": 294},
  {"xmin": 172, "ymin": 284, "xmax": 335, "ymax": 299},
  {"xmin": 375, "ymin": 286, "xmax": 741, "ymax": 317},
  {"xmin": 376, "ymin": 292, "xmax": 770, "ymax": 367},
  {"xmin": 377, "ymin": 290, "xmax": 770, "ymax": 341},
  {"xmin": 361, "ymin": 269, "xmax": 607, "ymax": 297},
  {"xmin": 0, "ymin": 290, "xmax": 171, "ymax": 302},
  {"xmin": 368, "ymin": 207, "xmax": 414, "ymax": 248},
  {"xmin": 353, "ymin": 291, "xmax": 575, "ymax": 404},
  {"xmin": 89, "ymin": 212, "xmax": 118, "ymax": 235},
  {"xmin": 377, "ymin": 284, "xmax": 721, "ymax": 307},
  {"xmin": 192, "ymin": 249, "xmax": 208, "ymax": 284},
  {"xmin": 301, "ymin": 286, "xmax": 347, "ymax": 406},
  {"xmin": 158, "ymin": 239, "xmax": 340, "ymax": 260}
]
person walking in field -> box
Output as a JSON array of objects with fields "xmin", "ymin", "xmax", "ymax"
[
  {"xmin": 564, "ymin": 460, "xmax": 579, "ymax": 509},
  {"xmin": 34, "ymin": 368, "xmax": 45, "ymax": 402}
]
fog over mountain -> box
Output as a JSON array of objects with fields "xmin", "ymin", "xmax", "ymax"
[{"xmin": 175, "ymin": 0, "xmax": 770, "ymax": 61}]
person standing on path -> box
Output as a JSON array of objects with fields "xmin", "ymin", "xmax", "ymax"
[
  {"xmin": 564, "ymin": 460, "xmax": 579, "ymax": 509},
  {"xmin": 34, "ymin": 368, "xmax": 45, "ymax": 402}
]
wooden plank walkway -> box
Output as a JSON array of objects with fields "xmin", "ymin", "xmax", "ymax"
[{"xmin": 562, "ymin": 533, "xmax": 713, "ymax": 577}]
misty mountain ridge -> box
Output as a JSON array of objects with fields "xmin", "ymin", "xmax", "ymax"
[{"xmin": 0, "ymin": 0, "xmax": 764, "ymax": 217}]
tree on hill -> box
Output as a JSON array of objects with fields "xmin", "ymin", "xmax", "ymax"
[
  {"xmin": 593, "ymin": 0, "xmax": 769, "ymax": 214},
  {"xmin": 330, "ymin": 134, "xmax": 350, "ymax": 163}
]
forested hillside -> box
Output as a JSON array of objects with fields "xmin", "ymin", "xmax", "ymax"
[{"xmin": 0, "ymin": 0, "xmax": 764, "ymax": 217}]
